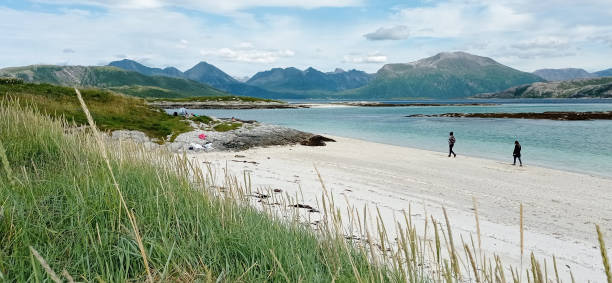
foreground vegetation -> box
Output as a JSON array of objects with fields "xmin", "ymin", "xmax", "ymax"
[
  {"xmin": 0, "ymin": 90, "xmax": 610, "ymax": 282},
  {"xmin": 0, "ymin": 78, "xmax": 192, "ymax": 141},
  {"xmin": 0, "ymin": 101, "xmax": 389, "ymax": 281}
]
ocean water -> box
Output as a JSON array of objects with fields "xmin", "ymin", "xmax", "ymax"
[{"xmin": 168, "ymin": 100, "xmax": 612, "ymax": 177}]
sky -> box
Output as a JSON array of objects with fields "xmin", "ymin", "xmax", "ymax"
[{"xmin": 1, "ymin": 0, "xmax": 612, "ymax": 77}]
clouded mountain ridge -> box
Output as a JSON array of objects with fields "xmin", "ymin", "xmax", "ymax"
[{"xmin": 246, "ymin": 66, "xmax": 373, "ymax": 93}]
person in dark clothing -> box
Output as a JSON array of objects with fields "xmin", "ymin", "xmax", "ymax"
[
  {"xmin": 448, "ymin": 132, "xmax": 456, "ymax": 157},
  {"xmin": 513, "ymin": 140, "xmax": 522, "ymax": 166}
]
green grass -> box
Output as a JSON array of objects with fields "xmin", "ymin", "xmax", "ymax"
[
  {"xmin": 0, "ymin": 101, "xmax": 391, "ymax": 282},
  {"xmin": 213, "ymin": 122, "xmax": 243, "ymax": 132},
  {"xmin": 1, "ymin": 89, "xmax": 610, "ymax": 282},
  {"xmin": 0, "ymin": 82, "xmax": 192, "ymax": 142},
  {"xmin": 147, "ymin": 95, "xmax": 282, "ymax": 103},
  {"xmin": 189, "ymin": 115, "xmax": 214, "ymax": 124}
]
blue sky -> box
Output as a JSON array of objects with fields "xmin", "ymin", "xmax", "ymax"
[{"xmin": 1, "ymin": 0, "xmax": 612, "ymax": 77}]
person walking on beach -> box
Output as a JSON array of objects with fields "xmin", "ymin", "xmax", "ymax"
[
  {"xmin": 513, "ymin": 140, "xmax": 522, "ymax": 166},
  {"xmin": 448, "ymin": 132, "xmax": 456, "ymax": 157}
]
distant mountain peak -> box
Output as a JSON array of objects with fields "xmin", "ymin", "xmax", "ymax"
[
  {"xmin": 410, "ymin": 51, "xmax": 497, "ymax": 68},
  {"xmin": 184, "ymin": 61, "xmax": 238, "ymax": 87},
  {"xmin": 355, "ymin": 51, "xmax": 543, "ymax": 99},
  {"xmin": 108, "ymin": 59, "xmax": 184, "ymax": 78}
]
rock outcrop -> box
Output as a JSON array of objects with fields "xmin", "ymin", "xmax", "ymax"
[
  {"xmin": 407, "ymin": 111, "xmax": 612, "ymax": 121},
  {"xmin": 474, "ymin": 77, "xmax": 612, "ymax": 98},
  {"xmin": 300, "ymin": 135, "xmax": 336, "ymax": 146}
]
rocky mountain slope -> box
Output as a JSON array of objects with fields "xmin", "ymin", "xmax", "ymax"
[
  {"xmin": 341, "ymin": 52, "xmax": 544, "ymax": 99},
  {"xmin": 0, "ymin": 65, "xmax": 229, "ymax": 98},
  {"xmin": 474, "ymin": 77, "xmax": 612, "ymax": 98},
  {"xmin": 533, "ymin": 68, "xmax": 596, "ymax": 81}
]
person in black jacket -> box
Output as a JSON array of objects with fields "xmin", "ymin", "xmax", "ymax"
[
  {"xmin": 448, "ymin": 132, "xmax": 456, "ymax": 157},
  {"xmin": 513, "ymin": 140, "xmax": 522, "ymax": 166}
]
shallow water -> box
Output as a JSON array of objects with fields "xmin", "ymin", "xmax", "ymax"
[{"xmin": 168, "ymin": 99, "xmax": 612, "ymax": 177}]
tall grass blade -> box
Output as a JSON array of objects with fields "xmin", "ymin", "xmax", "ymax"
[{"xmin": 74, "ymin": 88, "xmax": 153, "ymax": 282}]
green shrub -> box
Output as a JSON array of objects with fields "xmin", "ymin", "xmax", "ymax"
[
  {"xmin": 0, "ymin": 82, "xmax": 192, "ymax": 142},
  {"xmin": 213, "ymin": 122, "xmax": 242, "ymax": 132}
]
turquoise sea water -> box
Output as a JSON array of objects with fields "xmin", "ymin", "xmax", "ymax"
[{"xmin": 168, "ymin": 100, "xmax": 612, "ymax": 177}]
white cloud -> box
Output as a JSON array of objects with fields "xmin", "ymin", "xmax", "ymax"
[
  {"xmin": 3, "ymin": 0, "xmax": 612, "ymax": 76},
  {"xmin": 364, "ymin": 25, "xmax": 409, "ymax": 40},
  {"xmin": 33, "ymin": 0, "xmax": 362, "ymax": 12},
  {"xmin": 511, "ymin": 36, "xmax": 570, "ymax": 50},
  {"xmin": 175, "ymin": 39, "xmax": 189, "ymax": 49},
  {"xmin": 202, "ymin": 46, "xmax": 295, "ymax": 63},
  {"xmin": 343, "ymin": 53, "xmax": 387, "ymax": 64},
  {"xmin": 379, "ymin": 0, "xmax": 612, "ymax": 70}
]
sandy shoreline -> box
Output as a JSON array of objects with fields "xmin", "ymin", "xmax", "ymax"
[{"xmin": 192, "ymin": 136, "xmax": 612, "ymax": 281}]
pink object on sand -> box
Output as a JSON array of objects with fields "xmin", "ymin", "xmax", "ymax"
[{"xmin": 198, "ymin": 134, "xmax": 206, "ymax": 140}]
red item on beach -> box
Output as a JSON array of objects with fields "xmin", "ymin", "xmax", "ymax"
[{"xmin": 198, "ymin": 134, "xmax": 206, "ymax": 140}]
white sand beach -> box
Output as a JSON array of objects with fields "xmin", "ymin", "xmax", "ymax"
[{"xmin": 193, "ymin": 136, "xmax": 612, "ymax": 281}]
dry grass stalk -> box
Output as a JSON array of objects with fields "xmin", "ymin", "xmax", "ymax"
[
  {"xmin": 520, "ymin": 202, "xmax": 524, "ymax": 281},
  {"xmin": 29, "ymin": 246, "xmax": 61, "ymax": 283},
  {"xmin": 269, "ymin": 249, "xmax": 291, "ymax": 282},
  {"xmin": 0, "ymin": 140, "xmax": 15, "ymax": 185},
  {"xmin": 75, "ymin": 88, "xmax": 153, "ymax": 282},
  {"xmin": 465, "ymin": 243, "xmax": 481, "ymax": 282},
  {"xmin": 553, "ymin": 255, "xmax": 560, "ymax": 283},
  {"xmin": 443, "ymin": 207, "xmax": 461, "ymax": 278},
  {"xmin": 596, "ymin": 224, "xmax": 612, "ymax": 283},
  {"xmin": 473, "ymin": 196, "xmax": 482, "ymax": 257}
]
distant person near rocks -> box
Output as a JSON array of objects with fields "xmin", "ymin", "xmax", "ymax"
[
  {"xmin": 513, "ymin": 140, "xmax": 522, "ymax": 166},
  {"xmin": 448, "ymin": 132, "xmax": 456, "ymax": 157},
  {"xmin": 179, "ymin": 107, "xmax": 187, "ymax": 116}
]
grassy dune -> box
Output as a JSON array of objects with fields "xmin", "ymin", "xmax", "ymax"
[
  {"xmin": 0, "ymin": 79, "xmax": 192, "ymax": 142},
  {"xmin": 0, "ymin": 101, "xmax": 389, "ymax": 281}
]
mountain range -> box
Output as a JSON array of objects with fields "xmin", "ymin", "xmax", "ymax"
[
  {"xmin": 0, "ymin": 65, "xmax": 228, "ymax": 98},
  {"xmin": 474, "ymin": 77, "xmax": 612, "ymax": 98},
  {"xmin": 109, "ymin": 60, "xmax": 373, "ymax": 98},
  {"xmin": 533, "ymin": 68, "xmax": 596, "ymax": 81},
  {"xmin": 4, "ymin": 52, "xmax": 611, "ymax": 100},
  {"xmin": 340, "ymin": 52, "xmax": 544, "ymax": 99},
  {"xmin": 246, "ymin": 67, "xmax": 373, "ymax": 95},
  {"xmin": 110, "ymin": 59, "xmax": 285, "ymax": 98},
  {"xmin": 108, "ymin": 52, "xmax": 550, "ymax": 99},
  {"xmin": 531, "ymin": 68, "xmax": 612, "ymax": 81}
]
